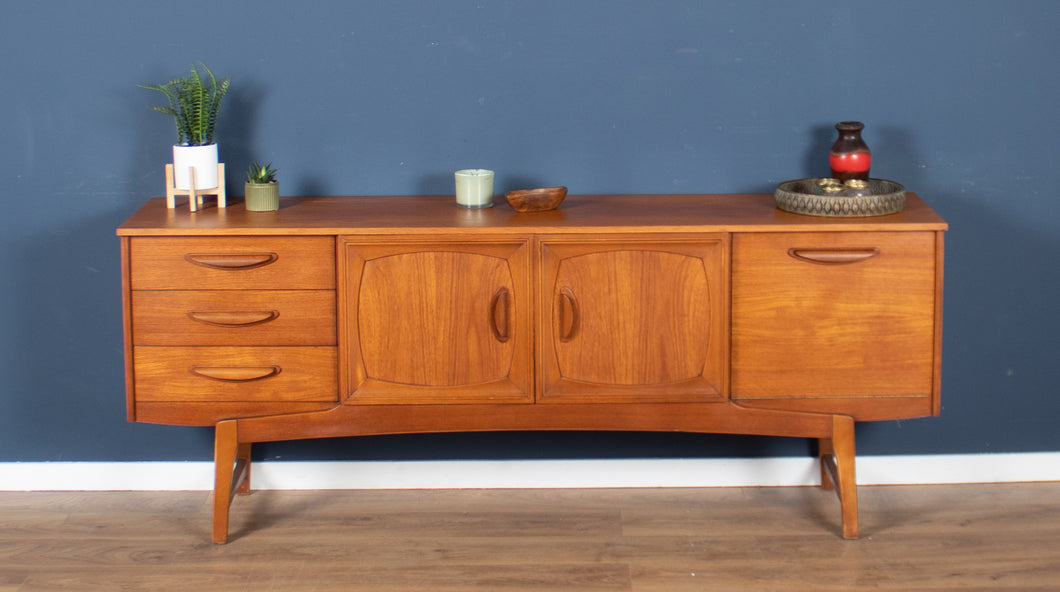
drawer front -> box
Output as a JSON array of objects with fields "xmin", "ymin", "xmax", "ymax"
[
  {"xmin": 732, "ymin": 231, "xmax": 938, "ymax": 399},
  {"xmin": 134, "ymin": 346, "xmax": 338, "ymax": 402},
  {"xmin": 130, "ymin": 236, "xmax": 335, "ymax": 290},
  {"xmin": 132, "ymin": 290, "xmax": 336, "ymax": 346}
]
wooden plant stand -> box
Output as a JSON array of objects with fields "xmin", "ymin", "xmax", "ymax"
[{"xmin": 165, "ymin": 163, "xmax": 226, "ymax": 212}]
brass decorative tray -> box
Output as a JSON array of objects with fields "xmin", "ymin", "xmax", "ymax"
[{"xmin": 775, "ymin": 178, "xmax": 905, "ymax": 217}]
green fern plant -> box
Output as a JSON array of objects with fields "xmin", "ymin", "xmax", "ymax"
[
  {"xmin": 246, "ymin": 162, "xmax": 278, "ymax": 184},
  {"xmin": 141, "ymin": 63, "xmax": 231, "ymax": 146}
]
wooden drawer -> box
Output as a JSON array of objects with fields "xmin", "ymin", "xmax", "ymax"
[
  {"xmin": 134, "ymin": 346, "xmax": 338, "ymax": 402},
  {"xmin": 129, "ymin": 236, "xmax": 335, "ymax": 290},
  {"xmin": 132, "ymin": 290, "xmax": 336, "ymax": 346},
  {"xmin": 732, "ymin": 231, "xmax": 938, "ymax": 399}
]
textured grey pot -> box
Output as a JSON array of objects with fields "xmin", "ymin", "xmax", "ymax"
[{"xmin": 244, "ymin": 182, "xmax": 279, "ymax": 211}]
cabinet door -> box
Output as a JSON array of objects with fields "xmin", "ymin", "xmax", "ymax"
[
  {"xmin": 538, "ymin": 235, "xmax": 728, "ymax": 403},
  {"xmin": 341, "ymin": 237, "xmax": 532, "ymax": 404},
  {"xmin": 731, "ymin": 231, "xmax": 939, "ymax": 404}
]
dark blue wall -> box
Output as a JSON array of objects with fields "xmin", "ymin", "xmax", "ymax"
[{"xmin": 2, "ymin": 1, "xmax": 1057, "ymax": 462}]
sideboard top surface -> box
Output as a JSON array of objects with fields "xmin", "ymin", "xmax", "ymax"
[{"xmin": 117, "ymin": 193, "xmax": 947, "ymax": 236}]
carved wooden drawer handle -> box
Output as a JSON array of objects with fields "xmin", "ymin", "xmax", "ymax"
[
  {"xmin": 184, "ymin": 253, "xmax": 279, "ymax": 270},
  {"xmin": 788, "ymin": 248, "xmax": 880, "ymax": 265},
  {"xmin": 489, "ymin": 287, "xmax": 510, "ymax": 343},
  {"xmin": 558, "ymin": 287, "xmax": 580, "ymax": 343},
  {"xmin": 187, "ymin": 310, "xmax": 280, "ymax": 327},
  {"xmin": 190, "ymin": 366, "xmax": 282, "ymax": 382}
]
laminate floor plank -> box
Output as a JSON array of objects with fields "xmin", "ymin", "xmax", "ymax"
[{"xmin": 0, "ymin": 482, "xmax": 1057, "ymax": 591}]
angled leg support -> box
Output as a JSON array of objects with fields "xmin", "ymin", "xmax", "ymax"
[
  {"xmin": 212, "ymin": 420, "xmax": 251, "ymax": 544},
  {"xmin": 819, "ymin": 415, "xmax": 859, "ymax": 539}
]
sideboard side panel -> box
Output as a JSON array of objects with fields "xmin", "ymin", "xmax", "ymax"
[
  {"xmin": 120, "ymin": 236, "xmax": 136, "ymax": 422},
  {"xmin": 932, "ymin": 229, "xmax": 945, "ymax": 416}
]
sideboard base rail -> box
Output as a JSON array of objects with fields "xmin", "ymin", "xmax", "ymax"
[{"xmin": 210, "ymin": 403, "xmax": 858, "ymax": 543}]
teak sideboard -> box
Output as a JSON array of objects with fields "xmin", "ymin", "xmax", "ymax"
[{"xmin": 117, "ymin": 193, "xmax": 947, "ymax": 543}]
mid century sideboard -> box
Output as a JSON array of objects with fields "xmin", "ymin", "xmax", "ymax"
[{"xmin": 117, "ymin": 193, "xmax": 947, "ymax": 543}]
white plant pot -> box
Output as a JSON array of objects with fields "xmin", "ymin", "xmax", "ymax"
[{"xmin": 172, "ymin": 144, "xmax": 219, "ymax": 190}]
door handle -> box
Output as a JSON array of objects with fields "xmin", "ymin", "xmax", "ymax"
[
  {"xmin": 184, "ymin": 253, "xmax": 279, "ymax": 270},
  {"xmin": 187, "ymin": 310, "xmax": 280, "ymax": 327},
  {"xmin": 558, "ymin": 287, "xmax": 580, "ymax": 343},
  {"xmin": 489, "ymin": 287, "xmax": 510, "ymax": 343},
  {"xmin": 788, "ymin": 248, "xmax": 880, "ymax": 265},
  {"xmin": 190, "ymin": 366, "xmax": 281, "ymax": 382}
]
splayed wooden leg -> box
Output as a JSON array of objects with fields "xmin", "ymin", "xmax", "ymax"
[
  {"xmin": 820, "ymin": 415, "xmax": 858, "ymax": 539},
  {"xmin": 212, "ymin": 420, "xmax": 241, "ymax": 544}
]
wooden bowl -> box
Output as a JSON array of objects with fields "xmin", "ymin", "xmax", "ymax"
[{"xmin": 505, "ymin": 186, "xmax": 567, "ymax": 212}]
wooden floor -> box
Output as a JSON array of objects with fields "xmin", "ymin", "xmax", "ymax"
[{"xmin": 1, "ymin": 482, "xmax": 1058, "ymax": 591}]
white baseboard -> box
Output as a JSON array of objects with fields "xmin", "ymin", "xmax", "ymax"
[{"xmin": 1, "ymin": 453, "xmax": 1057, "ymax": 491}]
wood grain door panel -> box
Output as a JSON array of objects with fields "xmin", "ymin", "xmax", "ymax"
[
  {"xmin": 731, "ymin": 231, "xmax": 937, "ymax": 399},
  {"xmin": 341, "ymin": 237, "xmax": 533, "ymax": 404},
  {"xmin": 538, "ymin": 235, "xmax": 729, "ymax": 403}
]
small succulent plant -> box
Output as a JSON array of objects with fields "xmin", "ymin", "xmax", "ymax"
[{"xmin": 246, "ymin": 162, "xmax": 278, "ymax": 184}]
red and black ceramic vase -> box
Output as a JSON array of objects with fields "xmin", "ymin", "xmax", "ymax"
[{"xmin": 829, "ymin": 121, "xmax": 871, "ymax": 182}]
